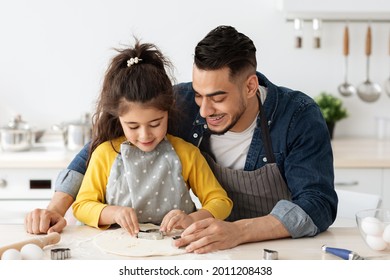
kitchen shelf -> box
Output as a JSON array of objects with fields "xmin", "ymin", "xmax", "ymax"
[
  {"xmin": 286, "ymin": 19, "xmax": 390, "ymax": 24},
  {"xmin": 279, "ymin": 0, "xmax": 390, "ymax": 23}
]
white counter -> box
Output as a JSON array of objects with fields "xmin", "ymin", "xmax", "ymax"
[
  {"xmin": 0, "ymin": 141, "xmax": 78, "ymax": 169},
  {"xmin": 332, "ymin": 137, "xmax": 390, "ymax": 168},
  {"xmin": 0, "ymin": 224, "xmax": 389, "ymax": 260}
]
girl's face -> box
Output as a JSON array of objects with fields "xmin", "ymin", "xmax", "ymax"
[{"xmin": 119, "ymin": 102, "xmax": 168, "ymax": 152}]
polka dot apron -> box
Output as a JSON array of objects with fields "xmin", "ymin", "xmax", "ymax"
[{"xmin": 105, "ymin": 138, "xmax": 195, "ymax": 225}]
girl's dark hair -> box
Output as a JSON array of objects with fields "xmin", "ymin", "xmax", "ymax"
[
  {"xmin": 194, "ymin": 25, "xmax": 257, "ymax": 80},
  {"xmin": 88, "ymin": 39, "xmax": 175, "ymax": 163}
]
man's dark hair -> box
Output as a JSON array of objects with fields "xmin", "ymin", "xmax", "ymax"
[{"xmin": 194, "ymin": 25, "xmax": 257, "ymax": 80}]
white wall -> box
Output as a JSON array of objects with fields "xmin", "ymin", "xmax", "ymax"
[{"xmin": 1, "ymin": 0, "xmax": 390, "ymax": 138}]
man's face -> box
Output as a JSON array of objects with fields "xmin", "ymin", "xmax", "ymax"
[{"xmin": 192, "ymin": 66, "xmax": 248, "ymax": 135}]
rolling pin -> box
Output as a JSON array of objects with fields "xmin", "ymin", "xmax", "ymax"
[{"xmin": 0, "ymin": 232, "xmax": 61, "ymax": 258}]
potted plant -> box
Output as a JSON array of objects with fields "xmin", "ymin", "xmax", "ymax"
[{"xmin": 314, "ymin": 92, "xmax": 348, "ymax": 139}]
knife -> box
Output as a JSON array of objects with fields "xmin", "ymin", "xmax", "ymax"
[{"xmin": 322, "ymin": 245, "xmax": 390, "ymax": 260}]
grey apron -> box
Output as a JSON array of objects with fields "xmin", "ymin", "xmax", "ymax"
[
  {"xmin": 105, "ymin": 138, "xmax": 195, "ymax": 225},
  {"xmin": 203, "ymin": 96, "xmax": 291, "ymax": 221}
]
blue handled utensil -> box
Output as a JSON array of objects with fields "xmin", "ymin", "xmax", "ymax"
[
  {"xmin": 322, "ymin": 245, "xmax": 361, "ymax": 260},
  {"xmin": 322, "ymin": 245, "xmax": 390, "ymax": 260}
]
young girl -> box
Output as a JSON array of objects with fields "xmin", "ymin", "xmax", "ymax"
[{"xmin": 72, "ymin": 40, "xmax": 232, "ymax": 236}]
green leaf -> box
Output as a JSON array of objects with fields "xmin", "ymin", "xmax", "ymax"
[{"xmin": 314, "ymin": 92, "xmax": 348, "ymax": 122}]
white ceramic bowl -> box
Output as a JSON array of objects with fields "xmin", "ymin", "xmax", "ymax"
[{"xmin": 356, "ymin": 209, "xmax": 390, "ymax": 251}]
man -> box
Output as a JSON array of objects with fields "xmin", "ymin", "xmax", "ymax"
[{"xmin": 25, "ymin": 25, "xmax": 337, "ymax": 254}]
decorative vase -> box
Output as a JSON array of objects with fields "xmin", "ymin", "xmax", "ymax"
[{"xmin": 326, "ymin": 122, "xmax": 335, "ymax": 139}]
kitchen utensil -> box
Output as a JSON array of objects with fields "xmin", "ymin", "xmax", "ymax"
[
  {"xmin": 34, "ymin": 129, "xmax": 45, "ymax": 142},
  {"xmin": 338, "ymin": 25, "xmax": 356, "ymax": 97},
  {"xmin": 0, "ymin": 232, "xmax": 61, "ymax": 258},
  {"xmin": 0, "ymin": 115, "xmax": 33, "ymax": 152},
  {"xmin": 0, "ymin": 127, "xmax": 33, "ymax": 152},
  {"xmin": 312, "ymin": 18, "xmax": 322, "ymax": 48},
  {"xmin": 322, "ymin": 245, "xmax": 390, "ymax": 260},
  {"xmin": 53, "ymin": 113, "xmax": 92, "ymax": 151},
  {"xmin": 357, "ymin": 25, "xmax": 381, "ymax": 102},
  {"xmin": 384, "ymin": 31, "xmax": 390, "ymax": 97},
  {"xmin": 263, "ymin": 248, "xmax": 279, "ymax": 260},
  {"xmin": 51, "ymin": 248, "xmax": 71, "ymax": 260},
  {"xmin": 294, "ymin": 18, "xmax": 303, "ymax": 48},
  {"xmin": 137, "ymin": 229, "xmax": 164, "ymax": 240}
]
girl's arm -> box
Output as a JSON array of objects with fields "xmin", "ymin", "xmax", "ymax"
[{"xmin": 72, "ymin": 142, "xmax": 116, "ymax": 229}]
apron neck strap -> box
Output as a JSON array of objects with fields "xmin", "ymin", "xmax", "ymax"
[{"xmin": 257, "ymin": 93, "xmax": 275, "ymax": 163}]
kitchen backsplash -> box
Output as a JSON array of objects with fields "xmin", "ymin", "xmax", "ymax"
[{"xmin": 1, "ymin": 0, "xmax": 390, "ymax": 139}]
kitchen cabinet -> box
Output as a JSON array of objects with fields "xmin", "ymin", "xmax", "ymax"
[
  {"xmin": 334, "ymin": 168, "xmax": 384, "ymax": 206},
  {"xmin": 334, "ymin": 168, "xmax": 382, "ymax": 196},
  {"xmin": 0, "ymin": 167, "xmax": 60, "ymax": 224},
  {"xmin": 332, "ymin": 138, "xmax": 390, "ymax": 211},
  {"xmin": 0, "ymin": 168, "xmax": 58, "ymax": 199},
  {"xmin": 0, "ymin": 200, "xmax": 50, "ymax": 224},
  {"xmin": 0, "ymin": 142, "xmax": 77, "ymax": 224},
  {"xmin": 382, "ymin": 169, "xmax": 390, "ymax": 209}
]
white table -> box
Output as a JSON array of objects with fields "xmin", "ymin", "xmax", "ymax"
[{"xmin": 0, "ymin": 224, "xmax": 388, "ymax": 260}]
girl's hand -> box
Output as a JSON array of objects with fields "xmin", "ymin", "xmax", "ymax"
[
  {"xmin": 160, "ymin": 209, "xmax": 194, "ymax": 233},
  {"xmin": 112, "ymin": 206, "xmax": 140, "ymax": 236}
]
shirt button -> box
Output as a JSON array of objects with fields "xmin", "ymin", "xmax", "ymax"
[
  {"xmin": 263, "ymin": 157, "xmax": 268, "ymax": 162},
  {"xmin": 195, "ymin": 120, "xmax": 199, "ymax": 123},
  {"xmin": 203, "ymin": 124, "xmax": 208, "ymax": 129},
  {"xmin": 193, "ymin": 133, "xmax": 198, "ymax": 138}
]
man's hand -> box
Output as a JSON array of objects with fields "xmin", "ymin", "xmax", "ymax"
[
  {"xmin": 173, "ymin": 217, "xmax": 241, "ymax": 254},
  {"xmin": 173, "ymin": 215, "xmax": 291, "ymax": 254},
  {"xmin": 24, "ymin": 191, "xmax": 74, "ymax": 234},
  {"xmin": 25, "ymin": 209, "xmax": 67, "ymax": 234}
]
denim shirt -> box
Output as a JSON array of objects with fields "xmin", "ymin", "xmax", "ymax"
[{"xmin": 58, "ymin": 72, "xmax": 337, "ymax": 238}]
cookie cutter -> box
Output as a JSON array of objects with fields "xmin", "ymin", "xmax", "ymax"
[
  {"xmin": 51, "ymin": 248, "xmax": 71, "ymax": 260},
  {"xmin": 263, "ymin": 248, "xmax": 278, "ymax": 260},
  {"xmin": 137, "ymin": 229, "xmax": 164, "ymax": 240}
]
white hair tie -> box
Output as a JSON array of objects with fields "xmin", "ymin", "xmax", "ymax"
[{"xmin": 127, "ymin": 57, "xmax": 142, "ymax": 67}]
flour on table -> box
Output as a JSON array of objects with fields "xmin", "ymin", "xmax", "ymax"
[{"xmin": 93, "ymin": 223, "xmax": 186, "ymax": 257}]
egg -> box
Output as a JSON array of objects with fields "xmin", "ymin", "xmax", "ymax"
[
  {"xmin": 20, "ymin": 243, "xmax": 44, "ymax": 260},
  {"xmin": 361, "ymin": 217, "xmax": 384, "ymax": 236},
  {"xmin": 365, "ymin": 235, "xmax": 388, "ymax": 251},
  {"xmin": 1, "ymin": 248, "xmax": 22, "ymax": 260},
  {"xmin": 383, "ymin": 224, "xmax": 390, "ymax": 243}
]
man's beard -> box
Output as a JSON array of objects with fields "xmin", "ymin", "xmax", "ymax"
[
  {"xmin": 208, "ymin": 118, "xmax": 238, "ymax": 135},
  {"xmin": 207, "ymin": 103, "xmax": 246, "ymax": 136}
]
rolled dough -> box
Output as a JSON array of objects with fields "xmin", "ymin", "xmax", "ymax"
[{"xmin": 93, "ymin": 224, "xmax": 186, "ymax": 257}]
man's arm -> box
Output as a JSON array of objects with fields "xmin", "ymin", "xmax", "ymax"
[{"xmin": 47, "ymin": 191, "xmax": 75, "ymax": 217}]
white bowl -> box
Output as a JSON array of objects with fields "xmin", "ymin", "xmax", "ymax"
[{"xmin": 356, "ymin": 209, "xmax": 390, "ymax": 251}]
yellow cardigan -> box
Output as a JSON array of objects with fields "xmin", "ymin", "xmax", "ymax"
[{"xmin": 72, "ymin": 134, "xmax": 233, "ymax": 228}]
